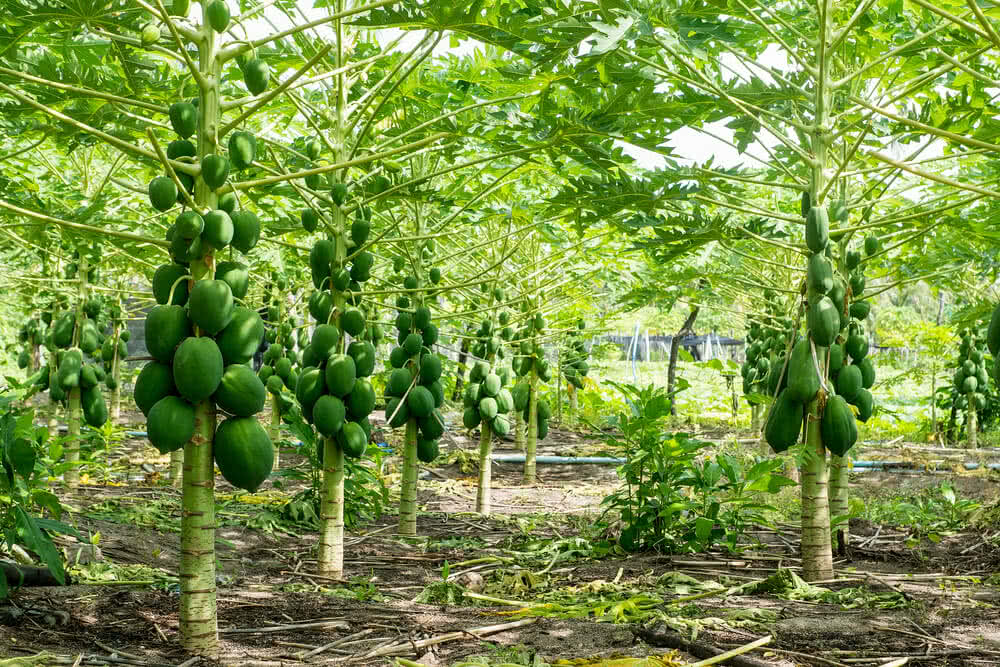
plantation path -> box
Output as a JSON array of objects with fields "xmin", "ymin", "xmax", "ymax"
[{"xmin": 2, "ymin": 416, "xmax": 1000, "ymax": 665}]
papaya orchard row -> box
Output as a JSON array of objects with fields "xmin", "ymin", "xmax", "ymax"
[{"xmin": 5, "ymin": 0, "xmax": 1000, "ymax": 662}]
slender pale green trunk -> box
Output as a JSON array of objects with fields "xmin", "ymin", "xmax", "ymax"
[
  {"xmin": 65, "ymin": 388, "xmax": 81, "ymax": 486},
  {"xmin": 65, "ymin": 256, "xmax": 89, "ymax": 488},
  {"xmin": 524, "ymin": 369, "xmax": 538, "ymax": 483},
  {"xmin": 967, "ymin": 399, "xmax": 977, "ymax": 448},
  {"xmin": 177, "ymin": 6, "xmax": 222, "ymax": 654},
  {"xmin": 179, "ymin": 398, "xmax": 218, "ymax": 653},
  {"xmin": 318, "ymin": 437, "xmax": 345, "ymax": 577},
  {"xmin": 828, "ymin": 453, "xmax": 849, "ymax": 554},
  {"xmin": 930, "ymin": 366, "xmax": 937, "ymax": 437},
  {"xmin": 47, "ymin": 400, "xmax": 59, "ymax": 438},
  {"xmin": 514, "ymin": 410, "xmax": 525, "ymax": 451},
  {"xmin": 170, "ymin": 450, "xmax": 184, "ymax": 487},
  {"xmin": 397, "ymin": 161, "xmax": 427, "ymax": 533},
  {"xmin": 111, "ymin": 365, "xmax": 121, "ymax": 421},
  {"xmin": 317, "ymin": 0, "xmax": 351, "ymax": 570},
  {"xmin": 398, "ymin": 419, "xmax": 419, "ymax": 535},
  {"xmin": 111, "ymin": 326, "xmax": 122, "ymax": 422},
  {"xmin": 270, "ymin": 393, "xmax": 281, "ymax": 470},
  {"xmin": 801, "ymin": 399, "xmax": 833, "ymax": 580},
  {"xmin": 567, "ymin": 384, "xmax": 577, "ymax": 426},
  {"xmin": 476, "ymin": 421, "xmax": 493, "ymax": 515},
  {"xmin": 318, "ymin": 228, "xmax": 347, "ymax": 573},
  {"xmin": 799, "ymin": 0, "xmax": 835, "ymax": 582},
  {"xmin": 555, "ymin": 348, "xmax": 562, "ymax": 424}
]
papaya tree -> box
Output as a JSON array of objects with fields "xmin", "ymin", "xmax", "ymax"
[
  {"xmin": 949, "ymin": 327, "xmax": 990, "ymax": 448},
  {"xmin": 538, "ymin": 0, "xmax": 999, "ymax": 579}
]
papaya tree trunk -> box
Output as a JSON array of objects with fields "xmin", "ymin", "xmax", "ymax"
[
  {"xmin": 315, "ymin": 0, "xmax": 353, "ymax": 574},
  {"xmin": 801, "ymin": 398, "xmax": 834, "ymax": 581},
  {"xmin": 47, "ymin": 399, "xmax": 59, "ymax": 440},
  {"xmin": 667, "ymin": 305, "xmax": 699, "ymax": 416},
  {"xmin": 397, "ymin": 179, "xmax": 425, "ymax": 534},
  {"xmin": 800, "ymin": 0, "xmax": 835, "ymax": 582},
  {"xmin": 476, "ymin": 421, "xmax": 493, "ymax": 515},
  {"xmin": 176, "ymin": 12, "xmax": 223, "ymax": 654},
  {"xmin": 398, "ymin": 419, "xmax": 419, "ymax": 535},
  {"xmin": 111, "ymin": 359, "xmax": 121, "ymax": 422},
  {"xmin": 555, "ymin": 348, "xmax": 562, "ymax": 424},
  {"xmin": 179, "ymin": 398, "xmax": 218, "ymax": 654},
  {"xmin": 270, "ymin": 393, "xmax": 281, "ymax": 471},
  {"xmin": 967, "ymin": 398, "xmax": 977, "ymax": 449},
  {"xmin": 169, "ymin": 450, "xmax": 183, "ymax": 487},
  {"xmin": 318, "ymin": 437, "xmax": 344, "ymax": 578},
  {"xmin": 930, "ymin": 364, "xmax": 937, "ymax": 440},
  {"xmin": 828, "ymin": 453, "xmax": 849, "ymax": 556},
  {"xmin": 514, "ymin": 410, "xmax": 525, "ymax": 451},
  {"xmin": 567, "ymin": 383, "xmax": 577, "ymax": 426},
  {"xmin": 65, "ymin": 388, "xmax": 81, "ymax": 487},
  {"xmin": 111, "ymin": 326, "xmax": 122, "ymax": 422},
  {"xmin": 65, "ymin": 255, "xmax": 89, "ymax": 488},
  {"xmin": 319, "ymin": 224, "xmax": 348, "ymax": 573},
  {"xmin": 524, "ymin": 369, "xmax": 538, "ymax": 484}
]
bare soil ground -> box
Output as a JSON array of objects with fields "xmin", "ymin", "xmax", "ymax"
[{"xmin": 2, "ymin": 416, "xmax": 1000, "ymax": 666}]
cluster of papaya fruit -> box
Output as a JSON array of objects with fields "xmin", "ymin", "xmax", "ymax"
[
  {"xmin": 295, "ymin": 325, "xmax": 374, "ymax": 459},
  {"xmin": 63, "ymin": 257, "xmax": 98, "ymax": 283},
  {"xmin": 97, "ymin": 301, "xmax": 129, "ymax": 392},
  {"xmin": 512, "ymin": 305, "xmax": 551, "ymax": 382},
  {"xmin": 299, "ymin": 232, "xmax": 381, "ymax": 459},
  {"xmin": 16, "ymin": 316, "xmax": 46, "ymax": 370},
  {"xmin": 258, "ymin": 314, "xmax": 300, "ymax": 419},
  {"xmin": 138, "ymin": 268, "xmax": 271, "ymax": 490},
  {"xmin": 471, "ymin": 288, "xmax": 510, "ymax": 360},
  {"xmin": 27, "ymin": 296, "xmax": 115, "ymax": 427},
  {"xmin": 764, "ymin": 196, "xmax": 877, "ymax": 457},
  {"xmin": 561, "ymin": 319, "xmax": 590, "ymax": 389},
  {"xmin": 306, "ymin": 209, "xmax": 377, "ymax": 332},
  {"xmin": 952, "ymin": 329, "xmax": 989, "ymax": 413},
  {"xmin": 461, "ymin": 361, "xmax": 515, "ymax": 437},
  {"xmin": 740, "ymin": 293, "xmax": 791, "ymax": 404},
  {"xmin": 385, "ymin": 293, "xmax": 446, "ymax": 463},
  {"xmin": 152, "ymin": 114, "xmax": 260, "ymax": 262}
]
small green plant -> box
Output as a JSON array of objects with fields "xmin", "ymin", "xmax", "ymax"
[
  {"xmin": 862, "ymin": 481, "xmax": 979, "ymax": 545},
  {"xmin": 0, "ymin": 395, "xmax": 77, "ymax": 598},
  {"xmin": 598, "ymin": 381, "xmax": 793, "ymax": 553},
  {"xmin": 679, "ymin": 455, "xmax": 796, "ymax": 552}
]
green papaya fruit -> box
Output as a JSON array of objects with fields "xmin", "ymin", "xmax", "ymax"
[
  {"xmin": 807, "ymin": 253, "xmax": 833, "ymax": 295},
  {"xmin": 214, "ymin": 417, "xmax": 272, "ymax": 491},
  {"xmin": 148, "ymin": 176, "xmax": 177, "ymax": 212},
  {"xmin": 228, "ymin": 131, "xmax": 256, "ymax": 170},
  {"xmin": 169, "ymin": 102, "xmax": 197, "ymax": 138},
  {"xmin": 243, "ymin": 59, "xmax": 270, "ymax": 95},
  {"xmin": 230, "ymin": 210, "xmax": 260, "ymax": 253},
  {"xmin": 821, "ymin": 395, "xmax": 858, "ymax": 456},
  {"xmin": 805, "ymin": 206, "xmax": 829, "ymax": 253},
  {"xmin": 206, "ymin": 0, "xmax": 230, "ymax": 32}
]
